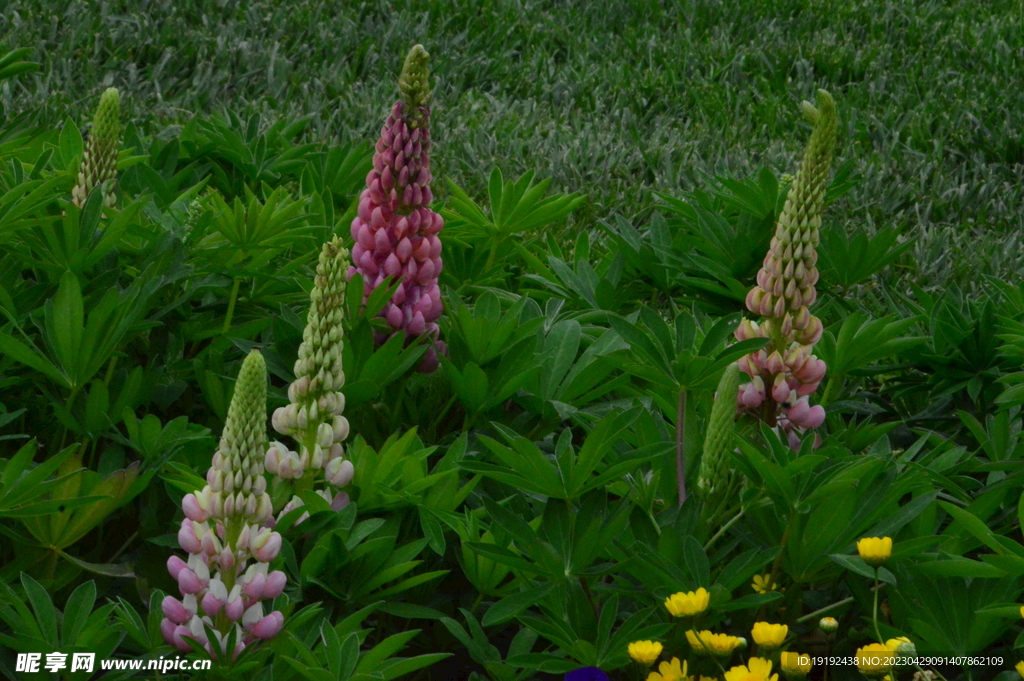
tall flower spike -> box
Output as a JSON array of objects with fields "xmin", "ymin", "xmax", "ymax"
[
  {"xmin": 698, "ymin": 363, "xmax": 741, "ymax": 499},
  {"xmin": 269, "ymin": 237, "xmax": 355, "ymax": 522},
  {"xmin": 735, "ymin": 90, "xmax": 837, "ymax": 447},
  {"xmin": 164, "ymin": 350, "xmax": 286, "ymax": 658},
  {"xmin": 349, "ymin": 44, "xmax": 445, "ymax": 373},
  {"xmin": 72, "ymin": 87, "xmax": 121, "ymax": 209}
]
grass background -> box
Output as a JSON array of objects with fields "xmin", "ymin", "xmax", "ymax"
[{"xmin": 2, "ymin": 0, "xmax": 1022, "ymax": 289}]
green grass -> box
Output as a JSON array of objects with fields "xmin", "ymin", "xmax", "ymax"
[{"xmin": 2, "ymin": 0, "xmax": 1022, "ymax": 288}]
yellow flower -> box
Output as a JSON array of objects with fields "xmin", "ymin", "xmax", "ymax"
[
  {"xmin": 751, "ymin": 573, "xmax": 776, "ymax": 594},
  {"xmin": 751, "ymin": 622, "xmax": 788, "ymax": 648},
  {"xmin": 724, "ymin": 657, "xmax": 779, "ymax": 681},
  {"xmin": 647, "ymin": 657, "xmax": 686, "ymax": 681},
  {"xmin": 856, "ymin": 643, "xmax": 895, "ymax": 675},
  {"xmin": 780, "ymin": 652, "xmax": 813, "ymax": 677},
  {"xmin": 885, "ymin": 637, "xmax": 915, "ymax": 657},
  {"xmin": 818, "ymin": 616, "xmax": 838, "ymax": 633},
  {"xmin": 629, "ymin": 640, "xmax": 663, "ymax": 666},
  {"xmin": 686, "ymin": 630, "xmax": 743, "ymax": 657},
  {"xmin": 1015, "ymin": 661, "xmax": 1024, "ymax": 679},
  {"xmin": 857, "ymin": 537, "xmax": 893, "ymax": 567},
  {"xmin": 1020, "ymin": 605, "xmax": 1024, "ymax": 619},
  {"xmin": 665, "ymin": 588, "xmax": 710, "ymax": 617}
]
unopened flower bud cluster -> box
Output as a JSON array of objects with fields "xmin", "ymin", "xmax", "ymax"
[
  {"xmin": 162, "ymin": 351, "xmax": 286, "ymax": 656},
  {"xmin": 268, "ymin": 237, "xmax": 355, "ymax": 522},
  {"xmin": 72, "ymin": 87, "xmax": 121, "ymax": 209},
  {"xmin": 734, "ymin": 90, "xmax": 837, "ymax": 448}
]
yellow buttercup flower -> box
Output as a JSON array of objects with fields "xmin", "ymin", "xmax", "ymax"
[
  {"xmin": 665, "ymin": 587, "xmax": 710, "ymax": 617},
  {"xmin": 629, "ymin": 640, "xmax": 663, "ymax": 666},
  {"xmin": 752, "ymin": 574, "xmax": 777, "ymax": 594},
  {"xmin": 1015, "ymin": 661, "xmax": 1024, "ymax": 679},
  {"xmin": 751, "ymin": 622, "xmax": 788, "ymax": 648},
  {"xmin": 647, "ymin": 657, "xmax": 686, "ymax": 681},
  {"xmin": 724, "ymin": 657, "xmax": 778, "ymax": 681},
  {"xmin": 857, "ymin": 537, "xmax": 893, "ymax": 567},
  {"xmin": 856, "ymin": 643, "xmax": 895, "ymax": 675},
  {"xmin": 885, "ymin": 637, "xmax": 915, "ymax": 657},
  {"xmin": 1020, "ymin": 605, "xmax": 1024, "ymax": 619},
  {"xmin": 687, "ymin": 630, "xmax": 743, "ymax": 657},
  {"xmin": 781, "ymin": 652, "xmax": 813, "ymax": 677}
]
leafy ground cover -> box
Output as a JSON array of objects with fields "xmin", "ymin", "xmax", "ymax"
[
  {"xmin": 3, "ymin": 0, "xmax": 1023, "ymax": 289},
  {"xmin": 1, "ymin": 2, "xmax": 1023, "ymax": 681}
]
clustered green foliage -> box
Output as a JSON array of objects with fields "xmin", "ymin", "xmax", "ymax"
[
  {"xmin": 3, "ymin": 0, "xmax": 1022, "ymax": 291},
  {"xmin": 0, "ymin": 3, "xmax": 1022, "ymax": 681}
]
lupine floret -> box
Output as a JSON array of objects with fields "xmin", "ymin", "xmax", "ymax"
[
  {"xmin": 72, "ymin": 87, "xmax": 121, "ymax": 209},
  {"xmin": 162, "ymin": 350, "xmax": 286, "ymax": 657},
  {"xmin": 348, "ymin": 45, "xmax": 445, "ymax": 373}
]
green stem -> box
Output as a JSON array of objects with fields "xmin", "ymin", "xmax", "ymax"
[
  {"xmin": 579, "ymin": 576, "xmax": 599, "ymax": 623},
  {"xmin": 872, "ymin": 570, "xmax": 883, "ymax": 644},
  {"xmin": 56, "ymin": 387, "xmax": 81, "ymax": 453},
  {"xmin": 482, "ymin": 235, "xmax": 501, "ymax": 275},
  {"xmin": 705, "ymin": 508, "xmax": 744, "ymax": 551},
  {"xmin": 103, "ymin": 354, "xmax": 118, "ymax": 384},
  {"xmin": 676, "ymin": 389, "xmax": 687, "ymax": 507},
  {"xmin": 222, "ymin": 277, "xmax": 242, "ymax": 334},
  {"xmin": 755, "ymin": 512, "xmax": 794, "ymax": 622},
  {"xmin": 819, "ymin": 373, "xmax": 840, "ymax": 407}
]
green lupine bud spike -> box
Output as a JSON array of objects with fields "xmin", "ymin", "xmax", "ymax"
[
  {"xmin": 222, "ymin": 349, "xmax": 268, "ymax": 475},
  {"xmin": 698, "ymin": 363, "xmax": 742, "ymax": 499},
  {"xmin": 786, "ymin": 89, "xmax": 837, "ymax": 242},
  {"xmin": 72, "ymin": 87, "xmax": 122, "ymax": 209},
  {"xmin": 744, "ymin": 89, "xmax": 837, "ymax": 344},
  {"xmin": 398, "ymin": 45, "xmax": 431, "ymax": 129},
  {"xmin": 295, "ymin": 236, "xmax": 349, "ymax": 394}
]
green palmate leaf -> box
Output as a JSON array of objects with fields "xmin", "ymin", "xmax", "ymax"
[
  {"xmin": 913, "ymin": 557, "xmax": 1007, "ymax": 578},
  {"xmin": 828, "ymin": 554, "xmax": 897, "ymax": 584},
  {"xmin": 58, "ymin": 550, "xmax": 135, "ymax": 579},
  {"xmin": 818, "ymin": 224, "xmax": 913, "ymax": 289},
  {"xmin": 60, "ymin": 580, "xmax": 96, "ymax": 645},
  {"xmin": 816, "ymin": 311, "xmax": 924, "ymax": 380},
  {"xmin": 59, "ymin": 117, "xmax": 83, "ymax": 170},
  {"xmin": 0, "ymin": 47, "xmax": 39, "ymax": 83},
  {"xmin": 483, "ymin": 583, "xmax": 557, "ymax": 627},
  {"xmin": 21, "ymin": 573, "xmax": 58, "ymax": 648},
  {"xmin": 715, "ymin": 592, "xmax": 785, "ymax": 611},
  {"xmin": 0, "ymin": 331, "xmax": 70, "ymax": 387},
  {"xmin": 355, "ymin": 630, "xmax": 419, "ymax": 674}
]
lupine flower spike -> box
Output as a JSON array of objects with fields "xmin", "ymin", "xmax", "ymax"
[
  {"xmin": 268, "ymin": 236, "xmax": 355, "ymax": 523},
  {"xmin": 348, "ymin": 44, "xmax": 445, "ymax": 372},
  {"xmin": 72, "ymin": 87, "xmax": 121, "ymax": 209},
  {"xmin": 163, "ymin": 350, "xmax": 286, "ymax": 658},
  {"xmin": 734, "ymin": 89, "xmax": 837, "ymax": 448},
  {"xmin": 698, "ymin": 363, "xmax": 741, "ymax": 499}
]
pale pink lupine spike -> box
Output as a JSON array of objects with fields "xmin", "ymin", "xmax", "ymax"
[{"xmin": 732, "ymin": 91, "xmax": 837, "ymax": 447}]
